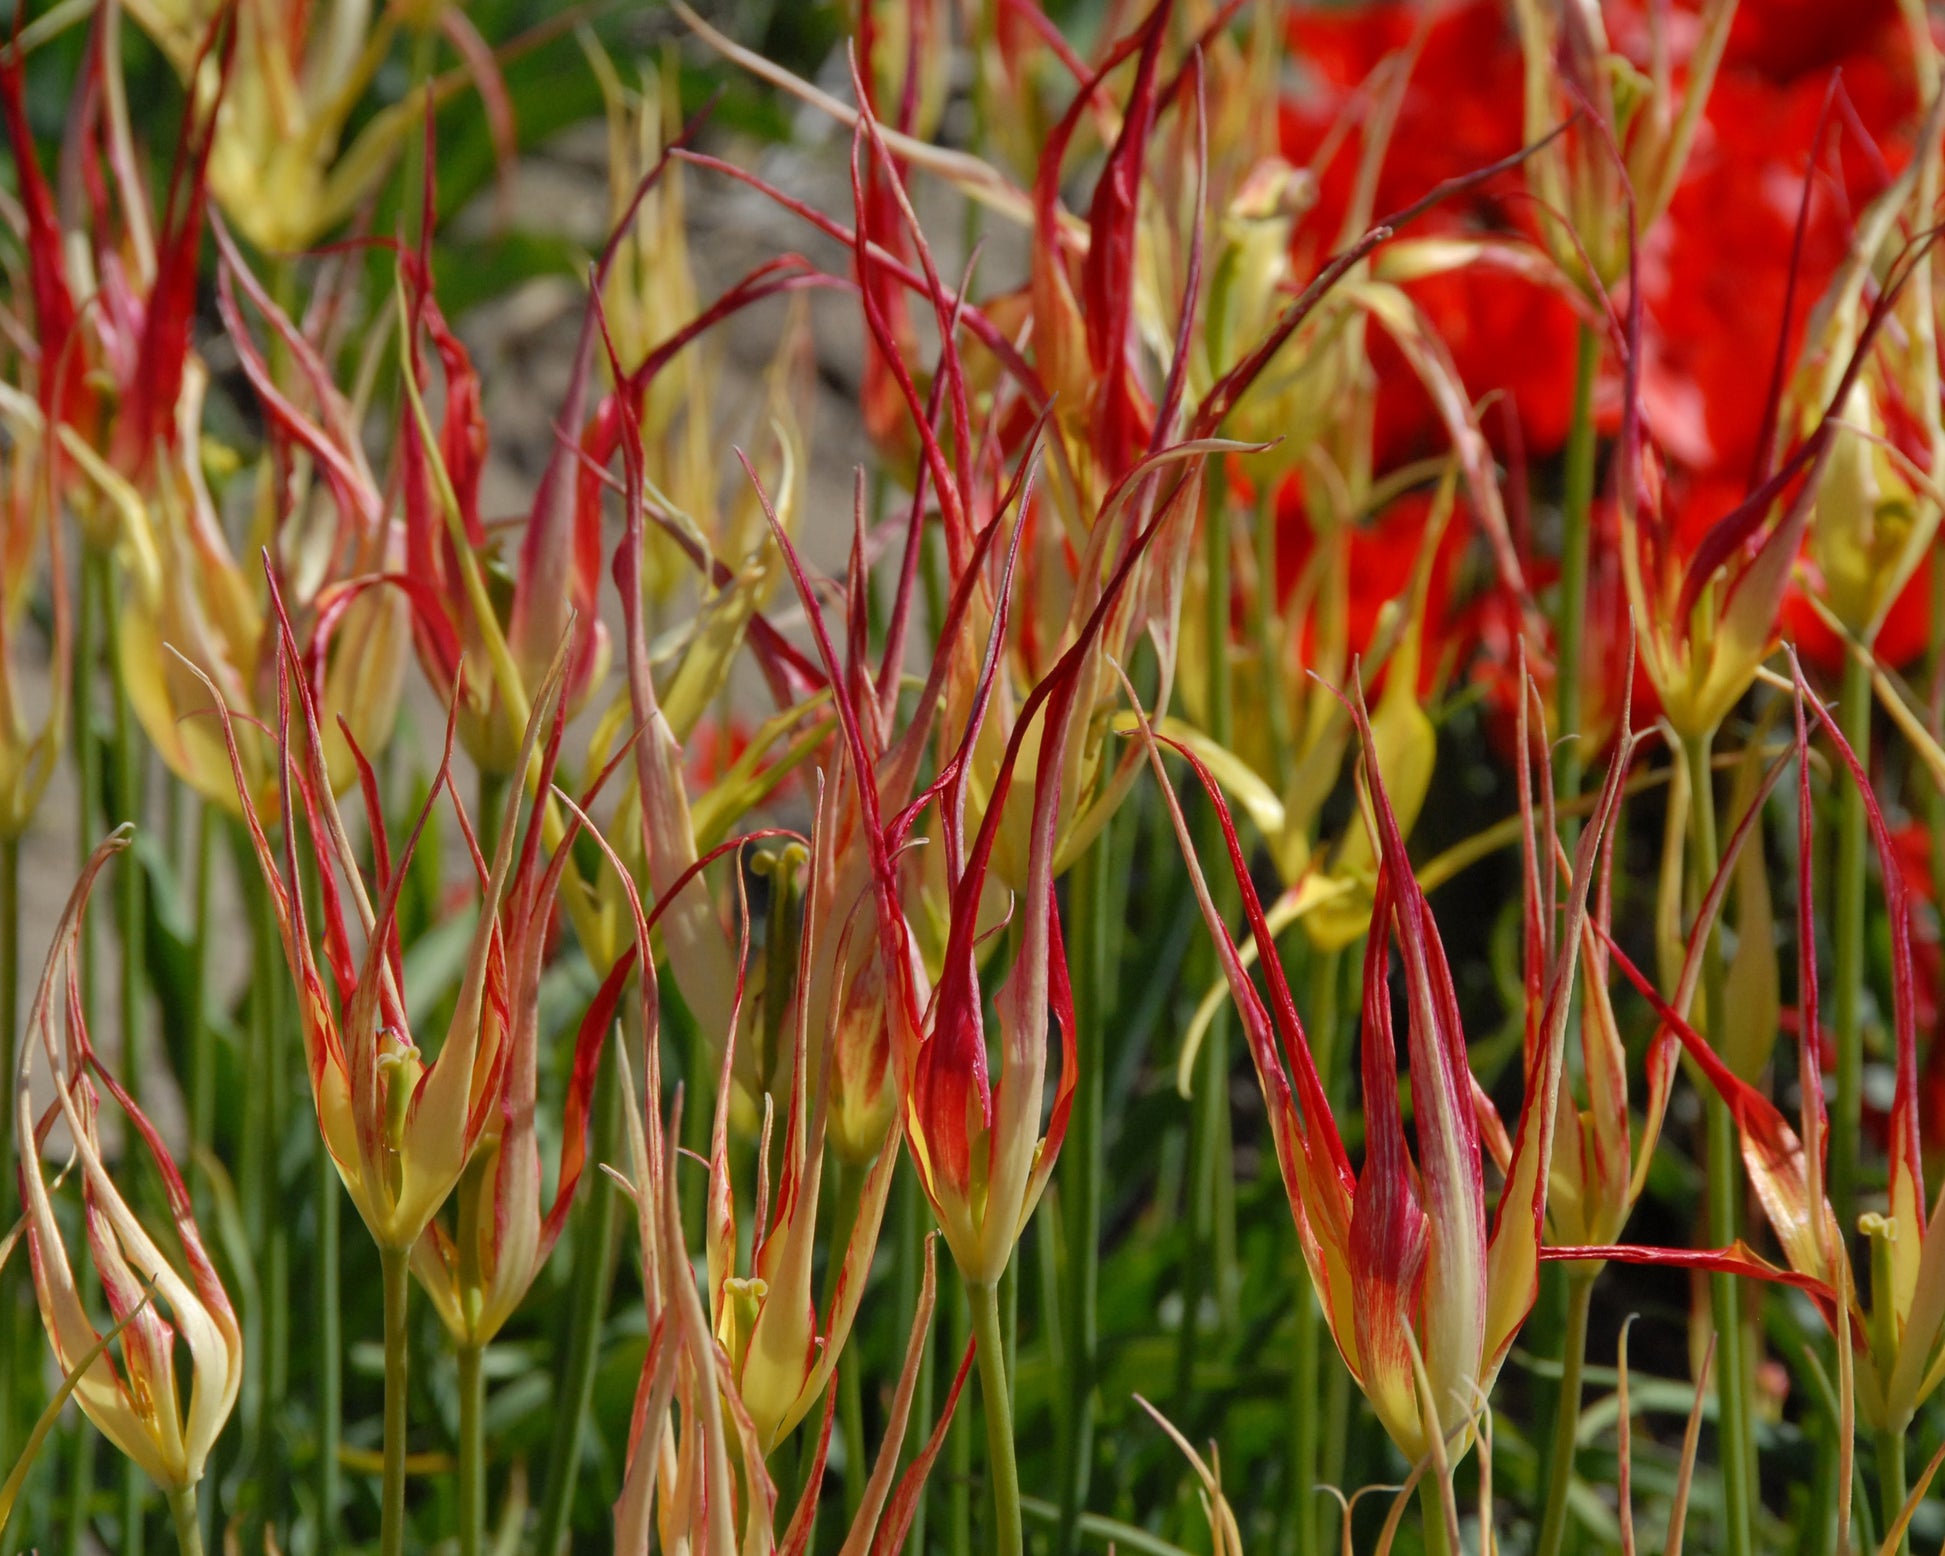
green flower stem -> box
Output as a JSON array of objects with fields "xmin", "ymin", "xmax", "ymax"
[
  {"xmin": 166, "ymin": 1488, "xmax": 203, "ymax": 1556},
  {"xmin": 838, "ymin": 1343, "xmax": 865, "ymax": 1526},
  {"xmin": 968, "ymin": 1277, "xmax": 1023, "ymax": 1556},
  {"xmin": 1418, "ymin": 1475, "xmax": 1452, "ymax": 1556},
  {"xmin": 457, "ymin": 1343, "xmax": 485, "ymax": 1556},
  {"xmin": 121, "ymin": 1458, "xmax": 143, "ymax": 1556},
  {"xmin": 1283, "ymin": 945, "xmax": 1340, "ymax": 1556},
  {"xmin": 1056, "ymin": 823, "xmax": 1111, "ymax": 1556},
  {"xmin": 476, "ymin": 767, "xmax": 510, "ymax": 865},
  {"xmin": 1181, "ymin": 478, "xmax": 1238, "ymax": 1406},
  {"xmin": 1684, "ymin": 730, "xmax": 1756, "ymax": 1556},
  {"xmin": 316, "ymin": 1142, "xmax": 342, "ymax": 1552},
  {"xmin": 74, "ymin": 550, "xmax": 99, "ymax": 1012},
  {"xmin": 948, "ymin": 1274, "xmax": 972, "ymax": 1556},
  {"xmin": 533, "ymin": 1037, "xmax": 623, "ymax": 1556},
  {"xmin": 253, "ymin": 870, "xmax": 290, "ymax": 1523},
  {"xmin": 187, "ymin": 807, "xmax": 215, "ymax": 1168},
  {"xmin": 823, "ymin": 1155, "xmax": 869, "ymax": 1522},
  {"xmin": 0, "ymin": 833, "xmax": 20, "ymax": 1474},
  {"xmin": 1535, "ymin": 1263, "xmax": 1598, "ymax": 1556},
  {"xmin": 897, "ymin": 1164, "xmax": 936, "ymax": 1556},
  {"xmin": 1253, "ymin": 484, "xmax": 1295, "ymax": 793},
  {"xmin": 1555, "ymin": 322, "xmax": 1601, "ymax": 819},
  {"xmin": 1876, "ymin": 1426, "xmax": 1910, "ymax": 1555},
  {"xmin": 100, "ymin": 552, "xmax": 143, "ymax": 1106},
  {"xmin": 1831, "ymin": 645, "xmax": 1871, "ymax": 1239},
  {"xmin": 87, "ymin": 554, "xmax": 146, "ymax": 1556},
  {"xmin": 379, "ymin": 1244, "xmax": 411, "ymax": 1556},
  {"xmin": 63, "ymin": 1420, "xmax": 93, "ymax": 1556},
  {"xmin": 65, "ymin": 560, "xmax": 99, "ymax": 1556}
]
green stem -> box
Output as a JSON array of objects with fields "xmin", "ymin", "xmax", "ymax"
[
  {"xmin": 1180, "ymin": 479, "xmax": 1237, "ymax": 1406},
  {"xmin": 101, "ymin": 557, "xmax": 149, "ymax": 1556},
  {"xmin": 1831, "ymin": 647, "xmax": 1871, "ymax": 1238},
  {"xmin": 317, "ymin": 1121, "xmax": 342, "ymax": 1548},
  {"xmin": 1684, "ymin": 730, "xmax": 1756, "ymax": 1556},
  {"xmin": 121, "ymin": 1462, "xmax": 143, "ymax": 1556},
  {"xmin": 165, "ymin": 1488, "xmax": 203, "ymax": 1556},
  {"xmin": 1418, "ymin": 1475, "xmax": 1452, "ymax": 1556},
  {"xmin": 380, "ymin": 1245, "xmax": 411, "ymax": 1556},
  {"xmin": 60, "ymin": 560, "xmax": 99, "ymax": 1556},
  {"xmin": 533, "ymin": 1038, "xmax": 623, "ymax": 1556},
  {"xmin": 948, "ymin": 1276, "xmax": 972, "ymax": 1556},
  {"xmin": 898, "ymin": 1164, "xmax": 935, "ymax": 1556},
  {"xmin": 1282, "ymin": 946, "xmax": 1340, "ymax": 1556},
  {"xmin": 254, "ymin": 872, "xmax": 289, "ymax": 1521},
  {"xmin": 1535, "ymin": 1266, "xmax": 1597, "ymax": 1556},
  {"xmin": 1876, "ymin": 1425, "xmax": 1910, "ymax": 1556},
  {"xmin": 1252, "ymin": 484, "xmax": 1294, "ymax": 794},
  {"xmin": 1555, "ymin": 322, "xmax": 1600, "ymax": 818},
  {"xmin": 824, "ymin": 1156, "xmax": 868, "ymax": 1522},
  {"xmin": 64, "ymin": 1419, "xmax": 93, "ymax": 1556},
  {"xmin": 838, "ymin": 1344, "xmax": 866, "ymax": 1527},
  {"xmin": 1056, "ymin": 826, "xmax": 1111, "ymax": 1556},
  {"xmin": 968, "ymin": 1279, "xmax": 1023, "ymax": 1556},
  {"xmin": 1321, "ymin": 1343, "xmax": 1351, "ymax": 1526},
  {"xmin": 64, "ymin": 555, "xmax": 99, "ymax": 1556},
  {"xmin": 476, "ymin": 767, "xmax": 510, "ymax": 865},
  {"xmin": 457, "ymin": 1343, "xmax": 485, "ymax": 1556},
  {"xmin": 100, "ymin": 554, "xmax": 142, "ymax": 1105},
  {"xmin": 187, "ymin": 807, "xmax": 215, "ymax": 1167},
  {"xmin": 0, "ymin": 833, "xmax": 19, "ymax": 1475}
]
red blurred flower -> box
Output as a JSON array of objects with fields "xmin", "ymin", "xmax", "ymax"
[
  {"xmin": 1275, "ymin": 484, "xmax": 1466, "ymax": 696},
  {"xmin": 1781, "ymin": 563, "xmax": 1934, "ymax": 675},
  {"xmin": 1649, "ymin": 45, "xmax": 1916, "ymax": 482},
  {"xmin": 1724, "ymin": 0, "xmax": 1903, "ymax": 82},
  {"xmin": 1279, "ymin": 1, "xmax": 1580, "ymax": 464}
]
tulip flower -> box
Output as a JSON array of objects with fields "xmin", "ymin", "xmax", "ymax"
[
  {"xmin": 202, "ymin": 572, "xmax": 569, "ymax": 1258},
  {"xmin": 121, "ymin": 0, "xmax": 516, "ymax": 255},
  {"xmin": 377, "ymin": 178, "xmax": 610, "ymax": 777},
  {"xmin": 0, "ymin": 392, "xmax": 69, "ymax": 843},
  {"xmin": 0, "ymin": 5, "xmax": 227, "ymax": 541},
  {"xmin": 407, "ymin": 787, "xmax": 632, "ymax": 1356},
  {"xmin": 700, "ymin": 795, "xmax": 904, "ymax": 1457},
  {"xmin": 1545, "ymin": 660, "xmax": 1937, "ymax": 1536},
  {"xmin": 1131, "ymin": 670, "xmax": 1631, "ymax": 1465},
  {"xmin": 1616, "ymin": 214, "xmax": 1921, "ymax": 742},
  {"xmin": 850, "ymin": 0, "xmax": 948, "ymax": 470},
  {"xmin": 111, "ymin": 339, "xmax": 409, "ymax": 811},
  {"xmin": 15, "ymin": 831, "xmax": 241, "ymax": 1550},
  {"xmin": 1513, "ymin": 0, "xmax": 1737, "ymax": 295},
  {"xmin": 1785, "ymin": 60, "xmax": 1945, "ymax": 651},
  {"xmin": 755, "ymin": 386, "xmax": 1213, "ymax": 1556},
  {"xmin": 610, "ymin": 1093, "xmax": 968, "ymax": 1556},
  {"xmin": 392, "ymin": 683, "xmax": 632, "ymax": 1556},
  {"xmin": 581, "ymin": 41, "xmax": 811, "ymax": 618},
  {"xmin": 591, "ymin": 795, "xmax": 967, "ymax": 1556},
  {"xmin": 199, "ymin": 566, "xmax": 573, "ymax": 1556},
  {"xmin": 582, "ymin": 255, "xmax": 831, "ymax": 1086},
  {"xmin": 585, "ymin": 289, "xmax": 924, "ymax": 1465}
]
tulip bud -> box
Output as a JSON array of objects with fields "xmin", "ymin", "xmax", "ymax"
[
  {"xmin": 202, "ymin": 571, "xmax": 573, "ymax": 1256},
  {"xmin": 16, "ymin": 833, "xmax": 242, "ymax": 1496}
]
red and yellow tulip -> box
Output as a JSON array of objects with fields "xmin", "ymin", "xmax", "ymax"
[
  {"xmin": 15, "ymin": 832, "xmax": 242, "ymax": 1497},
  {"xmin": 1135, "ymin": 674, "xmax": 1630, "ymax": 1459}
]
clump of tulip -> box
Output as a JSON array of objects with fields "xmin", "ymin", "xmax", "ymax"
[{"xmin": 9, "ymin": 3, "xmax": 1945, "ymax": 1556}]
